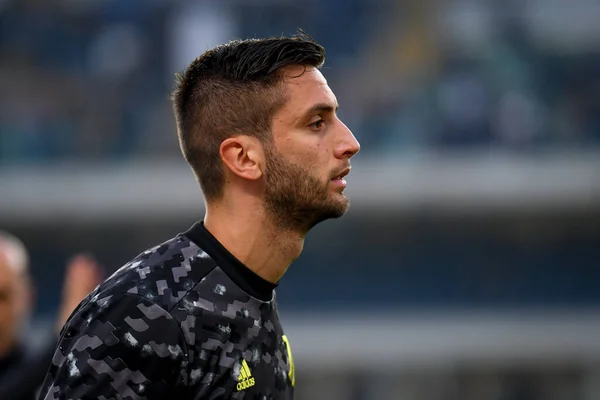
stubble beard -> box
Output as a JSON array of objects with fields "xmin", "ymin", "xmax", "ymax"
[{"xmin": 263, "ymin": 147, "xmax": 349, "ymax": 234}]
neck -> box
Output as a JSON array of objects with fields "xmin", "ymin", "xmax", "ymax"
[{"xmin": 203, "ymin": 201, "xmax": 305, "ymax": 284}]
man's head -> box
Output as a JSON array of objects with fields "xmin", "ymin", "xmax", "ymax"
[
  {"xmin": 171, "ymin": 31, "xmax": 360, "ymax": 233},
  {"xmin": 0, "ymin": 231, "xmax": 32, "ymax": 356}
]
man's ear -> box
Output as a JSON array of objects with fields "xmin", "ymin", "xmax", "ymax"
[{"xmin": 219, "ymin": 136, "xmax": 265, "ymax": 181}]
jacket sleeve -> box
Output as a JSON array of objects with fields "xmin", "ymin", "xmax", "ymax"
[{"xmin": 37, "ymin": 294, "xmax": 188, "ymax": 400}]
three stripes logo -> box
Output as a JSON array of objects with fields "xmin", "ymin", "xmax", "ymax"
[
  {"xmin": 282, "ymin": 335, "xmax": 295, "ymax": 387},
  {"xmin": 236, "ymin": 359, "xmax": 256, "ymax": 391}
]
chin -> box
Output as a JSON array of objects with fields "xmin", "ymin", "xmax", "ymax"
[
  {"xmin": 327, "ymin": 198, "xmax": 350, "ymax": 219},
  {"xmin": 331, "ymin": 191, "xmax": 349, "ymax": 206}
]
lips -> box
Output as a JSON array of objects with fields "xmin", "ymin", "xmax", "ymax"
[{"xmin": 331, "ymin": 167, "xmax": 350, "ymax": 181}]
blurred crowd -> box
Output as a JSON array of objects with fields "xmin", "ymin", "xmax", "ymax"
[
  {"xmin": 1, "ymin": 0, "xmax": 599, "ymax": 165},
  {"xmin": 0, "ymin": 230, "xmax": 102, "ymax": 399}
]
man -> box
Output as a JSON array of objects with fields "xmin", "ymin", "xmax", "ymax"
[
  {"xmin": 0, "ymin": 231, "xmax": 102, "ymax": 400},
  {"xmin": 38, "ymin": 31, "xmax": 360, "ymax": 400}
]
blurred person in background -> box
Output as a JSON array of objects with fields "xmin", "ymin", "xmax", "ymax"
[
  {"xmin": 37, "ymin": 31, "xmax": 359, "ymax": 400},
  {"xmin": 0, "ymin": 231, "xmax": 102, "ymax": 400}
]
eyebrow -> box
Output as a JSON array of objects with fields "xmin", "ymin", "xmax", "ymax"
[{"xmin": 303, "ymin": 102, "xmax": 339, "ymax": 117}]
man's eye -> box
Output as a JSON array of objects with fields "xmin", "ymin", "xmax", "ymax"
[{"xmin": 309, "ymin": 119, "xmax": 325, "ymax": 130}]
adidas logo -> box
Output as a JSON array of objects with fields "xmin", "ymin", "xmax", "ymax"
[{"xmin": 236, "ymin": 359, "xmax": 255, "ymax": 391}]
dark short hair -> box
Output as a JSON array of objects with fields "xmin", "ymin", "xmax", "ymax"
[{"xmin": 171, "ymin": 31, "xmax": 326, "ymax": 202}]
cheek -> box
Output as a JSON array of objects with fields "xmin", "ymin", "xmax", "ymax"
[
  {"xmin": 297, "ymin": 143, "xmax": 329, "ymax": 171},
  {"xmin": 276, "ymin": 137, "xmax": 330, "ymax": 177},
  {"xmin": 0, "ymin": 302, "xmax": 13, "ymax": 326},
  {"xmin": 314, "ymin": 145, "xmax": 331, "ymax": 178},
  {"xmin": 298, "ymin": 154, "xmax": 327, "ymax": 182},
  {"xmin": 0, "ymin": 291, "xmax": 26, "ymax": 323}
]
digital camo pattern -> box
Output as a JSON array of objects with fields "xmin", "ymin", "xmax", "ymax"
[{"xmin": 38, "ymin": 235, "xmax": 295, "ymax": 400}]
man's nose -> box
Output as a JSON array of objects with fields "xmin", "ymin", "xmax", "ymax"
[{"xmin": 336, "ymin": 122, "xmax": 360, "ymax": 159}]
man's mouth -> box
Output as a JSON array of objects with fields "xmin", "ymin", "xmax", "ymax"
[
  {"xmin": 331, "ymin": 167, "xmax": 350, "ymax": 181},
  {"xmin": 330, "ymin": 168, "xmax": 350, "ymax": 189}
]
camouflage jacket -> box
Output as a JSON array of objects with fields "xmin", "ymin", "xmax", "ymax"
[{"xmin": 38, "ymin": 222, "xmax": 295, "ymax": 400}]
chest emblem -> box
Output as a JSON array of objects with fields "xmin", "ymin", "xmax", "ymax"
[{"xmin": 236, "ymin": 359, "xmax": 256, "ymax": 391}]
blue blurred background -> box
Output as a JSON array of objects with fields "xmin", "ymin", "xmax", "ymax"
[{"xmin": 1, "ymin": 0, "xmax": 599, "ymax": 399}]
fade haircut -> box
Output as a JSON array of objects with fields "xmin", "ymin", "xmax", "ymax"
[{"xmin": 171, "ymin": 31, "xmax": 326, "ymax": 202}]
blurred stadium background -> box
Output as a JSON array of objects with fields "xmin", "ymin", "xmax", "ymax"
[{"xmin": 1, "ymin": 0, "xmax": 600, "ymax": 399}]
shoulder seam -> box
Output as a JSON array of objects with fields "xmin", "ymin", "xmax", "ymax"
[{"xmin": 166, "ymin": 256, "xmax": 217, "ymax": 315}]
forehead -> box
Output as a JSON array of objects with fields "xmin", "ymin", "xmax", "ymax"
[
  {"xmin": 277, "ymin": 66, "xmax": 337, "ymax": 118},
  {"xmin": 282, "ymin": 65, "xmax": 328, "ymax": 89}
]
